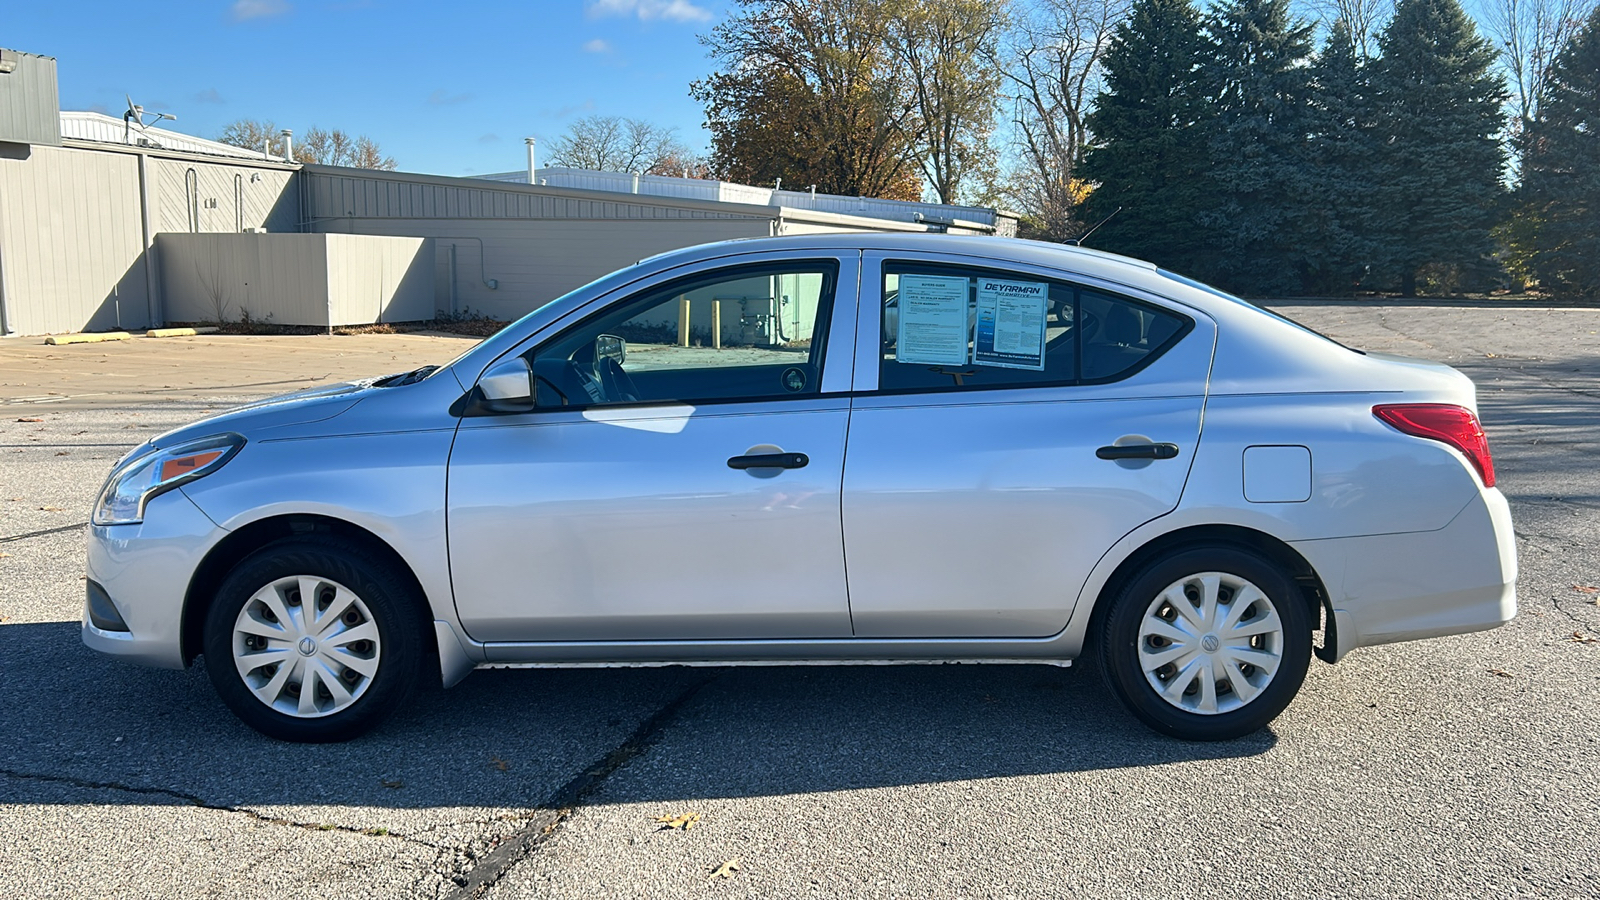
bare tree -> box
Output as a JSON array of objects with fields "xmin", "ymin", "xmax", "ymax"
[
  {"xmin": 1480, "ymin": 0, "xmax": 1597, "ymax": 134},
  {"xmin": 218, "ymin": 119, "xmax": 398, "ymax": 169},
  {"xmin": 217, "ymin": 118, "xmax": 287, "ymax": 157},
  {"xmin": 886, "ymin": 0, "xmax": 1010, "ymax": 205},
  {"xmin": 294, "ymin": 128, "xmax": 397, "ymax": 169},
  {"xmin": 545, "ymin": 115, "xmax": 698, "ymax": 175},
  {"xmin": 1000, "ymin": 0, "xmax": 1132, "ymax": 239},
  {"xmin": 1304, "ymin": 0, "xmax": 1392, "ymax": 57}
]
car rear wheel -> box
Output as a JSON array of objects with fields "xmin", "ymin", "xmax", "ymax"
[
  {"xmin": 1099, "ymin": 546, "xmax": 1311, "ymax": 741},
  {"xmin": 202, "ymin": 537, "xmax": 426, "ymax": 742}
]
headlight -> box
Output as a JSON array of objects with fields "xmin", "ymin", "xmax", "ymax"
[{"xmin": 93, "ymin": 434, "xmax": 245, "ymax": 526}]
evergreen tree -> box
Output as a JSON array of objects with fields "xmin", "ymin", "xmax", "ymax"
[
  {"xmin": 1199, "ymin": 0, "xmax": 1317, "ymax": 296},
  {"xmin": 1368, "ymin": 0, "xmax": 1507, "ymax": 295},
  {"xmin": 1520, "ymin": 7, "xmax": 1600, "ymax": 299},
  {"xmin": 1301, "ymin": 19, "xmax": 1384, "ymax": 294},
  {"xmin": 1079, "ymin": 0, "xmax": 1213, "ymax": 274}
]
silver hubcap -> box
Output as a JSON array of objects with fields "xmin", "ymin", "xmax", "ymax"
[
  {"xmin": 1137, "ymin": 572, "xmax": 1284, "ymax": 716},
  {"xmin": 231, "ymin": 575, "xmax": 381, "ymax": 718}
]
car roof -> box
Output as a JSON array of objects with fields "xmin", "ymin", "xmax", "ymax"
[{"xmin": 637, "ymin": 233, "xmax": 1160, "ymax": 284}]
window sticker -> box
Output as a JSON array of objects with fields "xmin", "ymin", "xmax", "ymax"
[
  {"xmin": 974, "ymin": 278, "xmax": 1048, "ymax": 371},
  {"xmin": 895, "ymin": 274, "xmax": 970, "ymax": 366}
]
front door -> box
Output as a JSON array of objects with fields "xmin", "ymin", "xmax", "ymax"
[
  {"xmin": 447, "ymin": 256, "xmax": 858, "ymax": 643},
  {"xmin": 841, "ymin": 253, "xmax": 1216, "ymax": 638}
]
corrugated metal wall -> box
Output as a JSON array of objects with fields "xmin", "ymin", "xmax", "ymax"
[
  {"xmin": 306, "ymin": 168, "xmax": 776, "ymax": 320},
  {"xmin": 323, "ymin": 217, "xmax": 772, "ymax": 320},
  {"xmin": 0, "ymin": 51, "xmax": 62, "ymax": 147},
  {"xmin": 159, "ymin": 233, "xmax": 433, "ymax": 327},
  {"xmin": 307, "ymin": 169, "xmax": 766, "ymax": 223},
  {"xmin": 150, "ymin": 158, "xmax": 297, "ymax": 236},
  {"xmin": 325, "ymin": 234, "xmax": 433, "ymax": 324},
  {"xmin": 0, "ymin": 145, "xmax": 149, "ymax": 333},
  {"xmin": 0, "ymin": 142, "xmax": 298, "ymax": 335}
]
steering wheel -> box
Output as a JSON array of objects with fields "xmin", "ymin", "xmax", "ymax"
[{"xmin": 597, "ymin": 357, "xmax": 640, "ymax": 403}]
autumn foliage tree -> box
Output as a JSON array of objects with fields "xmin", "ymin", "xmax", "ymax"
[{"xmin": 695, "ymin": 0, "xmax": 924, "ymax": 201}]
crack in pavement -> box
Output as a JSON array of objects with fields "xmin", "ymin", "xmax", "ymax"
[
  {"xmin": 0, "ymin": 768, "xmax": 445, "ymax": 850},
  {"xmin": 0, "ymin": 522, "xmax": 88, "ymax": 544},
  {"xmin": 442, "ymin": 672, "xmax": 723, "ymax": 900}
]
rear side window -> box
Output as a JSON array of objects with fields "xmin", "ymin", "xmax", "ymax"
[{"xmin": 878, "ymin": 262, "xmax": 1190, "ymax": 394}]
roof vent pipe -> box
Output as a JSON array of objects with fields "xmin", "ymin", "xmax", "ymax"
[
  {"xmin": 525, "ymin": 137, "xmax": 536, "ymax": 185},
  {"xmin": 280, "ymin": 129, "xmax": 293, "ymax": 163},
  {"xmin": 631, "ymin": 172, "xmax": 640, "ymax": 194}
]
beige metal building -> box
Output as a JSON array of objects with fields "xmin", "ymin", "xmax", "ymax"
[{"xmin": 0, "ymin": 46, "xmax": 1018, "ymax": 337}]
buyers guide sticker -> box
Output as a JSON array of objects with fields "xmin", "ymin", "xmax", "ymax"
[{"xmin": 895, "ymin": 274, "xmax": 970, "ymax": 366}]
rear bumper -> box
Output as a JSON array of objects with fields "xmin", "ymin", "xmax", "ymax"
[
  {"xmin": 81, "ymin": 489, "xmax": 225, "ymax": 670},
  {"xmin": 1291, "ymin": 488, "xmax": 1517, "ymax": 661}
]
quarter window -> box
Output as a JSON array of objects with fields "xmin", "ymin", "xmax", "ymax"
[
  {"xmin": 532, "ymin": 262, "xmax": 837, "ymax": 408},
  {"xmin": 878, "ymin": 262, "xmax": 1189, "ymax": 393}
]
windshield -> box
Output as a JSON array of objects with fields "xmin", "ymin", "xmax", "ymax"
[{"xmin": 1157, "ymin": 269, "xmax": 1363, "ymax": 353}]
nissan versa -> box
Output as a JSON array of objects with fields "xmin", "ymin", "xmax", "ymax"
[{"xmin": 82, "ymin": 234, "xmax": 1517, "ymax": 742}]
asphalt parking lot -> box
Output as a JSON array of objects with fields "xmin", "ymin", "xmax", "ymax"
[{"xmin": 2, "ymin": 304, "xmax": 1597, "ymax": 899}]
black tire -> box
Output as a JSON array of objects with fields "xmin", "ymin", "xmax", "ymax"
[
  {"xmin": 1098, "ymin": 546, "xmax": 1311, "ymax": 741},
  {"xmin": 202, "ymin": 537, "xmax": 428, "ymax": 742}
]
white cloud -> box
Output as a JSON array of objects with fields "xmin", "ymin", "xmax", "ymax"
[
  {"xmin": 231, "ymin": 0, "xmax": 290, "ymax": 21},
  {"xmin": 586, "ymin": 0, "xmax": 712, "ymax": 24},
  {"xmin": 582, "ymin": 38, "xmax": 613, "ymax": 53}
]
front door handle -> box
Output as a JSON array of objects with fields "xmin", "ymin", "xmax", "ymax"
[
  {"xmin": 1096, "ymin": 442, "xmax": 1180, "ymax": 461},
  {"xmin": 728, "ymin": 452, "xmax": 809, "ymax": 470}
]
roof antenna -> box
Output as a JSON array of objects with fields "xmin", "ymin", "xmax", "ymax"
[
  {"xmin": 1065, "ymin": 206, "xmax": 1121, "ymax": 247},
  {"xmin": 122, "ymin": 94, "xmax": 176, "ymax": 145}
]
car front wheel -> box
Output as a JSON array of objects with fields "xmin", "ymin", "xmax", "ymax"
[
  {"xmin": 202, "ymin": 537, "xmax": 426, "ymax": 742},
  {"xmin": 1099, "ymin": 546, "xmax": 1312, "ymax": 741}
]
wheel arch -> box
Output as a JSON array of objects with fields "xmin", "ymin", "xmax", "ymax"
[
  {"xmin": 181, "ymin": 513, "xmax": 442, "ymax": 676},
  {"xmin": 1082, "ymin": 523, "xmax": 1333, "ymax": 662}
]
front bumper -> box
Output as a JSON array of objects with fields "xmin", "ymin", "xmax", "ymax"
[
  {"xmin": 1292, "ymin": 488, "xmax": 1518, "ymax": 661},
  {"xmin": 82, "ymin": 489, "xmax": 226, "ymax": 669}
]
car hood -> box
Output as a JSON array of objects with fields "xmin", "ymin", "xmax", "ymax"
[{"xmin": 150, "ymin": 380, "xmax": 374, "ymax": 448}]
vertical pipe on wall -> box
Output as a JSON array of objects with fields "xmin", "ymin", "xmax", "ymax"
[
  {"xmin": 525, "ymin": 138, "xmax": 536, "ymax": 185},
  {"xmin": 138, "ymin": 151, "xmax": 159, "ymax": 327},
  {"xmin": 0, "ymin": 201, "xmax": 11, "ymax": 336}
]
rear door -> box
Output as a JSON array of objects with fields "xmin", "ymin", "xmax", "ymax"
[{"xmin": 841, "ymin": 252, "xmax": 1216, "ymax": 638}]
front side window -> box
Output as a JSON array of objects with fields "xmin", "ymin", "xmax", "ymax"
[
  {"xmin": 532, "ymin": 262, "xmax": 838, "ymax": 408},
  {"xmin": 879, "ymin": 262, "xmax": 1190, "ymax": 393}
]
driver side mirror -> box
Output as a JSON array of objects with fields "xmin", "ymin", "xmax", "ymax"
[{"xmin": 464, "ymin": 356, "xmax": 536, "ymax": 416}]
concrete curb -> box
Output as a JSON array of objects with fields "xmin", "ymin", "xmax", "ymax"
[
  {"xmin": 145, "ymin": 327, "xmax": 221, "ymax": 338},
  {"xmin": 43, "ymin": 332, "xmax": 133, "ymax": 345}
]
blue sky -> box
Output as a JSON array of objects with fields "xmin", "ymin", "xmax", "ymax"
[{"xmin": 7, "ymin": 0, "xmax": 728, "ymax": 176}]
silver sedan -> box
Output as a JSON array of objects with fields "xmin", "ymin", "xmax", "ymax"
[{"xmin": 82, "ymin": 235, "xmax": 1516, "ymax": 742}]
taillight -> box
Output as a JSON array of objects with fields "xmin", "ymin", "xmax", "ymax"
[{"xmin": 1373, "ymin": 404, "xmax": 1495, "ymax": 487}]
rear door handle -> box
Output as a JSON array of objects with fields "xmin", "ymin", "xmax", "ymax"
[
  {"xmin": 1096, "ymin": 443, "xmax": 1180, "ymax": 460},
  {"xmin": 728, "ymin": 452, "xmax": 809, "ymax": 470}
]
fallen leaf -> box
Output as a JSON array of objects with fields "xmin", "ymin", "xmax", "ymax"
[
  {"xmin": 709, "ymin": 858, "xmax": 742, "ymax": 880},
  {"xmin": 55, "ymin": 451, "xmax": 69, "ymax": 456},
  {"xmin": 381, "ymin": 779, "xmax": 404, "ymax": 789},
  {"xmin": 15, "ymin": 417, "xmax": 42, "ymax": 423},
  {"xmin": 1567, "ymin": 632, "xmax": 1599, "ymax": 645},
  {"xmin": 490, "ymin": 756, "xmax": 509, "ymax": 772},
  {"xmin": 1487, "ymin": 668, "xmax": 1514, "ymax": 678},
  {"xmin": 0, "ymin": 552, "xmax": 11, "ymax": 558},
  {"xmin": 1572, "ymin": 585, "xmax": 1599, "ymax": 594},
  {"xmin": 37, "ymin": 506, "xmax": 64, "ymax": 512},
  {"xmin": 654, "ymin": 812, "xmax": 702, "ymax": 831}
]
